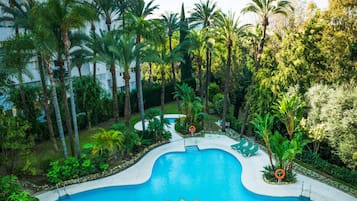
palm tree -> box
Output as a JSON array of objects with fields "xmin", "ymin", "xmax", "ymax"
[
  {"xmin": 90, "ymin": 0, "xmax": 118, "ymax": 31},
  {"xmin": 240, "ymin": 0, "xmax": 293, "ymax": 135},
  {"xmin": 44, "ymin": 0, "xmax": 95, "ymax": 156},
  {"xmin": 191, "ymin": 0, "xmax": 219, "ymax": 112},
  {"xmin": 251, "ymin": 113, "xmax": 275, "ymax": 168},
  {"xmin": 96, "ymin": 30, "xmax": 120, "ymax": 122},
  {"xmin": 128, "ymin": 0, "xmax": 158, "ymax": 132},
  {"xmin": 30, "ymin": 16, "xmax": 68, "ymax": 158},
  {"xmin": 161, "ymin": 12, "xmax": 180, "ymax": 109},
  {"xmin": 108, "ymin": 32, "xmax": 142, "ymax": 127},
  {"xmin": 188, "ymin": 30, "xmax": 205, "ymax": 99},
  {"xmin": 242, "ymin": 0, "xmax": 293, "ymax": 68},
  {"xmin": 2, "ymin": 34, "xmax": 33, "ymax": 119},
  {"xmin": 214, "ymin": 11, "xmax": 248, "ymax": 131}
]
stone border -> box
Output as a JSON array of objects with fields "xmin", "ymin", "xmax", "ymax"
[{"xmin": 24, "ymin": 141, "xmax": 168, "ymax": 194}]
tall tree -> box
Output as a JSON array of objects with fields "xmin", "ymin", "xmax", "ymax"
[
  {"xmin": 179, "ymin": 3, "xmax": 192, "ymax": 82},
  {"xmin": 108, "ymin": 32, "xmax": 142, "ymax": 127},
  {"xmin": 96, "ymin": 30, "xmax": 120, "ymax": 122},
  {"xmin": 240, "ymin": 0, "xmax": 293, "ymax": 135},
  {"xmin": 90, "ymin": 0, "xmax": 118, "ymax": 31},
  {"xmin": 214, "ymin": 11, "xmax": 247, "ymax": 131},
  {"xmin": 191, "ymin": 0, "xmax": 219, "ymax": 112},
  {"xmin": 43, "ymin": 0, "xmax": 95, "ymax": 157},
  {"xmin": 128, "ymin": 0, "xmax": 158, "ymax": 132},
  {"xmin": 161, "ymin": 12, "xmax": 180, "ymax": 109},
  {"xmin": 30, "ymin": 11, "xmax": 68, "ymax": 158}
]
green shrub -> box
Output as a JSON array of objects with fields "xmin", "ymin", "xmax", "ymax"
[
  {"xmin": 262, "ymin": 166, "xmax": 296, "ymax": 183},
  {"xmin": 299, "ymin": 150, "xmax": 357, "ymax": 186},
  {"xmin": 212, "ymin": 93, "xmax": 224, "ymax": 116},
  {"xmin": 0, "ymin": 175, "xmax": 38, "ymax": 201},
  {"xmin": 226, "ymin": 114, "xmax": 241, "ymax": 132},
  {"xmin": 208, "ymin": 82, "xmax": 221, "ymax": 101}
]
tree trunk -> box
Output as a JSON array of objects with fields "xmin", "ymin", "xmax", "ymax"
[
  {"xmin": 78, "ymin": 65, "xmax": 82, "ymax": 77},
  {"xmin": 169, "ymin": 36, "xmax": 180, "ymax": 110},
  {"xmin": 197, "ymin": 57, "xmax": 203, "ymax": 100},
  {"xmin": 205, "ymin": 48, "xmax": 210, "ymax": 112},
  {"xmin": 124, "ymin": 71, "xmax": 131, "ymax": 127},
  {"xmin": 58, "ymin": 60, "xmax": 75, "ymax": 157},
  {"xmin": 63, "ymin": 31, "xmax": 80, "ymax": 157},
  {"xmin": 149, "ymin": 63, "xmax": 153, "ymax": 84},
  {"xmin": 18, "ymin": 73, "xmax": 29, "ymax": 119},
  {"xmin": 161, "ymin": 67, "xmax": 165, "ymax": 115},
  {"xmin": 45, "ymin": 58, "xmax": 68, "ymax": 158},
  {"xmin": 111, "ymin": 64, "xmax": 119, "ymax": 122},
  {"xmin": 93, "ymin": 62, "xmax": 97, "ymax": 82},
  {"xmin": 222, "ymin": 42, "xmax": 232, "ymax": 132},
  {"xmin": 38, "ymin": 54, "xmax": 58, "ymax": 151},
  {"xmin": 135, "ymin": 35, "xmax": 145, "ymax": 132}
]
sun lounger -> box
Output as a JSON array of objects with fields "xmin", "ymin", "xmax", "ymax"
[
  {"xmin": 237, "ymin": 141, "xmax": 253, "ymax": 153},
  {"xmin": 230, "ymin": 138, "xmax": 247, "ymax": 150},
  {"xmin": 241, "ymin": 145, "xmax": 259, "ymax": 157}
]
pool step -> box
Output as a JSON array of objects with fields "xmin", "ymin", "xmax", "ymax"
[{"xmin": 185, "ymin": 145, "xmax": 200, "ymax": 152}]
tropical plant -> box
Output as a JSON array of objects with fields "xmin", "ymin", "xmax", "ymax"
[
  {"xmin": 96, "ymin": 30, "xmax": 120, "ymax": 122},
  {"xmin": 30, "ymin": 10, "xmax": 68, "ymax": 158},
  {"xmin": 191, "ymin": 0, "xmax": 219, "ymax": 112},
  {"xmin": 240, "ymin": 0, "xmax": 294, "ymax": 135},
  {"xmin": 92, "ymin": 129, "xmax": 124, "ymax": 158},
  {"xmin": 73, "ymin": 76, "xmax": 103, "ymax": 129},
  {"xmin": 251, "ymin": 113, "xmax": 274, "ymax": 168},
  {"xmin": 273, "ymin": 93, "xmax": 305, "ymax": 140},
  {"xmin": 161, "ymin": 12, "xmax": 180, "ymax": 108},
  {"xmin": 0, "ymin": 175, "xmax": 38, "ymax": 201},
  {"xmin": 128, "ymin": 0, "xmax": 159, "ymax": 132},
  {"xmin": 145, "ymin": 109, "xmax": 171, "ymax": 142},
  {"xmin": 108, "ymin": 32, "xmax": 143, "ymax": 126},
  {"xmin": 174, "ymin": 83, "xmax": 204, "ymax": 125}
]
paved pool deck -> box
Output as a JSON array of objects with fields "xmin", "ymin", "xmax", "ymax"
[{"xmin": 36, "ymin": 122, "xmax": 356, "ymax": 201}]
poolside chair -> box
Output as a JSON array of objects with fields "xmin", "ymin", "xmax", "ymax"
[
  {"xmin": 237, "ymin": 141, "xmax": 253, "ymax": 153},
  {"xmin": 230, "ymin": 138, "xmax": 247, "ymax": 150},
  {"xmin": 241, "ymin": 145, "xmax": 259, "ymax": 157}
]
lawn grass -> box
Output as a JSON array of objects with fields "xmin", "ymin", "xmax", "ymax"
[{"xmin": 28, "ymin": 102, "xmax": 180, "ymax": 174}]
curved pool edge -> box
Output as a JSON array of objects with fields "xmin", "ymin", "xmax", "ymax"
[{"xmin": 36, "ymin": 135, "xmax": 356, "ymax": 201}]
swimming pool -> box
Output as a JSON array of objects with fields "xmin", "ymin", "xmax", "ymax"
[
  {"xmin": 58, "ymin": 147, "xmax": 304, "ymax": 201},
  {"xmin": 164, "ymin": 117, "xmax": 176, "ymax": 124}
]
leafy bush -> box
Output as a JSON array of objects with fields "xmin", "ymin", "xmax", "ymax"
[
  {"xmin": 0, "ymin": 175, "xmax": 38, "ymax": 201},
  {"xmin": 262, "ymin": 166, "xmax": 296, "ymax": 183},
  {"xmin": 299, "ymin": 150, "xmax": 357, "ymax": 186},
  {"xmin": 226, "ymin": 114, "xmax": 241, "ymax": 132},
  {"xmin": 208, "ymin": 82, "xmax": 221, "ymax": 101},
  {"xmin": 212, "ymin": 93, "xmax": 224, "ymax": 116},
  {"xmin": 47, "ymin": 145, "xmax": 110, "ymax": 184}
]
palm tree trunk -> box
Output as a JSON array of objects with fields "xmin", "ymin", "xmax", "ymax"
[
  {"xmin": 18, "ymin": 74, "xmax": 29, "ymax": 119},
  {"xmin": 222, "ymin": 42, "xmax": 232, "ymax": 132},
  {"xmin": 38, "ymin": 54, "xmax": 58, "ymax": 151},
  {"xmin": 161, "ymin": 67, "xmax": 165, "ymax": 115},
  {"xmin": 93, "ymin": 61, "xmax": 97, "ymax": 82},
  {"xmin": 111, "ymin": 64, "xmax": 119, "ymax": 122},
  {"xmin": 149, "ymin": 63, "xmax": 153, "ymax": 84},
  {"xmin": 58, "ymin": 62, "xmax": 75, "ymax": 157},
  {"xmin": 169, "ymin": 36, "xmax": 180, "ymax": 110},
  {"xmin": 197, "ymin": 57, "xmax": 203, "ymax": 100},
  {"xmin": 135, "ymin": 35, "xmax": 145, "ymax": 132},
  {"xmin": 45, "ymin": 58, "xmax": 68, "ymax": 158},
  {"xmin": 63, "ymin": 31, "xmax": 80, "ymax": 157},
  {"xmin": 124, "ymin": 71, "xmax": 131, "ymax": 127},
  {"xmin": 205, "ymin": 48, "xmax": 210, "ymax": 112}
]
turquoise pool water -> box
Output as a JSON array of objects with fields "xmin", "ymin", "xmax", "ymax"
[
  {"xmin": 59, "ymin": 147, "xmax": 304, "ymax": 201},
  {"xmin": 164, "ymin": 117, "xmax": 176, "ymax": 124}
]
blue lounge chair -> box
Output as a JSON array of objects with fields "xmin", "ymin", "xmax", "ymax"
[
  {"xmin": 241, "ymin": 145, "xmax": 259, "ymax": 157},
  {"xmin": 231, "ymin": 138, "xmax": 247, "ymax": 150}
]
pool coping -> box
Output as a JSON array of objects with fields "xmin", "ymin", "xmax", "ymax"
[{"xmin": 36, "ymin": 127, "xmax": 356, "ymax": 201}]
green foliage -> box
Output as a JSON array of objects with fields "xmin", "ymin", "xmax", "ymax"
[
  {"xmin": 262, "ymin": 166, "xmax": 296, "ymax": 183},
  {"xmin": 226, "ymin": 114, "xmax": 241, "ymax": 132},
  {"xmin": 212, "ymin": 93, "xmax": 224, "ymax": 116},
  {"xmin": 73, "ymin": 76, "xmax": 104, "ymax": 128},
  {"xmin": 208, "ymin": 82, "xmax": 220, "ymax": 101},
  {"xmin": 145, "ymin": 110, "xmax": 171, "ymax": 142},
  {"xmin": 92, "ymin": 129, "xmax": 124, "ymax": 157},
  {"xmin": 306, "ymin": 83, "xmax": 357, "ymax": 169},
  {"xmin": 47, "ymin": 144, "xmax": 110, "ymax": 184},
  {"xmin": 300, "ymin": 150, "xmax": 357, "ymax": 186},
  {"xmin": 0, "ymin": 175, "xmax": 38, "ymax": 201}
]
